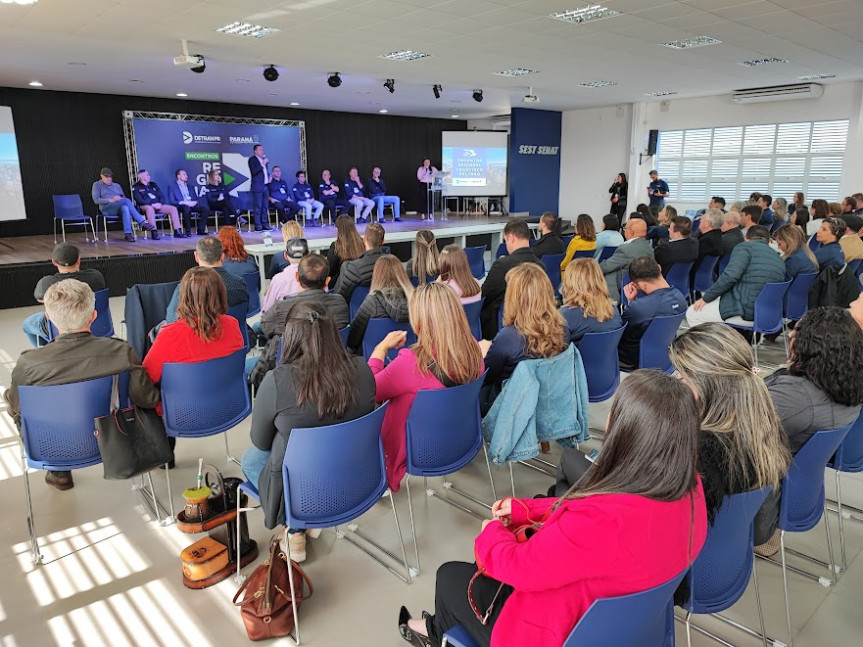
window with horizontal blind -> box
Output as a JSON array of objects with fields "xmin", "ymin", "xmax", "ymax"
[{"xmin": 655, "ymin": 120, "xmax": 849, "ymax": 204}]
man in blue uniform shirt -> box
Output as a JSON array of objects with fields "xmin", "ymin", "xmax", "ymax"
[
  {"xmin": 291, "ymin": 170, "xmax": 323, "ymax": 226},
  {"xmin": 368, "ymin": 166, "xmax": 401, "ymax": 222},
  {"xmin": 318, "ymin": 169, "xmax": 344, "ymax": 225},
  {"xmin": 131, "ymin": 169, "xmax": 184, "ymax": 238},
  {"xmin": 204, "ymin": 170, "xmax": 245, "ymax": 227},
  {"xmin": 647, "ymin": 170, "xmax": 669, "ymax": 208},
  {"xmin": 345, "ymin": 167, "xmax": 375, "ymax": 223},
  {"xmin": 267, "ymin": 166, "xmax": 301, "ymax": 224}
]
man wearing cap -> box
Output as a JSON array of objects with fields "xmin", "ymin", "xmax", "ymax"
[
  {"xmin": 166, "ymin": 169, "xmax": 211, "ymax": 236},
  {"xmin": 840, "ymin": 215, "xmax": 863, "ymax": 262},
  {"xmin": 261, "ymin": 238, "xmax": 310, "ymax": 313},
  {"xmin": 21, "ymin": 242, "xmax": 107, "ymax": 347},
  {"xmin": 647, "ymin": 170, "xmax": 669, "ymax": 208},
  {"xmin": 131, "ymin": 169, "xmax": 186, "ymax": 238},
  {"xmin": 91, "ymin": 167, "xmax": 157, "ymax": 242}
]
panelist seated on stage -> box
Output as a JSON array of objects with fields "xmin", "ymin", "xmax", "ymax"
[
  {"xmin": 267, "ymin": 166, "xmax": 301, "ymax": 224},
  {"xmin": 345, "ymin": 167, "xmax": 375, "ymax": 223},
  {"xmin": 204, "ymin": 170, "xmax": 245, "ymax": 227},
  {"xmin": 91, "ymin": 167, "xmax": 157, "ymax": 243},
  {"xmin": 291, "ymin": 170, "xmax": 324, "ymax": 226},
  {"xmin": 318, "ymin": 170, "xmax": 345, "ymax": 224},
  {"xmin": 131, "ymin": 169, "xmax": 185, "ymax": 238},
  {"xmin": 368, "ymin": 166, "xmax": 401, "ymax": 222},
  {"xmin": 166, "ymin": 168, "xmax": 211, "ymax": 236}
]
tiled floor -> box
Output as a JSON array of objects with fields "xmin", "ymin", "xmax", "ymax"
[{"xmin": 0, "ymin": 299, "xmax": 861, "ymax": 646}]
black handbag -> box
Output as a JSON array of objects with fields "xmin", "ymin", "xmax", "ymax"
[{"xmin": 94, "ymin": 374, "xmax": 174, "ymax": 479}]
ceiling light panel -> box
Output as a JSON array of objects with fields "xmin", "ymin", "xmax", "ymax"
[
  {"xmin": 380, "ymin": 50, "xmax": 431, "ymax": 62},
  {"xmin": 580, "ymin": 81, "xmax": 618, "ymax": 88},
  {"xmin": 740, "ymin": 57, "xmax": 788, "ymax": 67},
  {"xmin": 216, "ymin": 22, "xmax": 280, "ymax": 38},
  {"xmin": 495, "ymin": 68, "xmax": 538, "ymax": 77},
  {"xmin": 645, "ymin": 90, "xmax": 677, "ymax": 97},
  {"xmin": 662, "ymin": 36, "xmax": 721, "ymax": 49},
  {"xmin": 797, "ymin": 74, "xmax": 836, "ymax": 81},
  {"xmin": 550, "ymin": 5, "xmax": 621, "ymax": 24}
]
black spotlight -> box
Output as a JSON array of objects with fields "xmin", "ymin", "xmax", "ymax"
[
  {"xmin": 472, "ymin": 89, "xmax": 483, "ymax": 103},
  {"xmin": 433, "ymin": 84, "xmax": 442, "ymax": 99},
  {"xmin": 263, "ymin": 65, "xmax": 279, "ymax": 82},
  {"xmin": 327, "ymin": 72, "xmax": 342, "ymax": 88},
  {"xmin": 190, "ymin": 55, "xmax": 206, "ymax": 74},
  {"xmin": 384, "ymin": 78, "xmax": 395, "ymax": 93}
]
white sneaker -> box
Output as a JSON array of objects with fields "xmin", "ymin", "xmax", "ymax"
[{"xmin": 288, "ymin": 531, "xmax": 306, "ymax": 563}]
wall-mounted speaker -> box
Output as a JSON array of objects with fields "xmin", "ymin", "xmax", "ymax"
[{"xmin": 648, "ymin": 129, "xmax": 659, "ymax": 156}]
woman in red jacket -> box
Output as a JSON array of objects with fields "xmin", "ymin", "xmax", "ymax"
[{"xmin": 398, "ymin": 370, "xmax": 708, "ymax": 647}]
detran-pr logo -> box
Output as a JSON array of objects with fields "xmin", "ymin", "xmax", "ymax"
[{"xmin": 182, "ymin": 131, "xmax": 193, "ymax": 144}]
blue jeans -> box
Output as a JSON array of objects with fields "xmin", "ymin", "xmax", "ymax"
[
  {"xmin": 241, "ymin": 445, "xmax": 270, "ymax": 489},
  {"xmin": 22, "ymin": 312, "xmax": 48, "ymax": 347},
  {"xmin": 244, "ymin": 356, "xmax": 259, "ymax": 383},
  {"xmin": 373, "ymin": 195, "xmax": 400, "ymax": 220},
  {"xmin": 102, "ymin": 198, "xmax": 145, "ymax": 233}
]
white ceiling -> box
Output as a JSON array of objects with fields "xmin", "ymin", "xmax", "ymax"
[{"xmin": 1, "ymin": 0, "xmax": 862, "ymax": 119}]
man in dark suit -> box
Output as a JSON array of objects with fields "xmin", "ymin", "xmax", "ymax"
[
  {"xmin": 480, "ymin": 219, "xmax": 544, "ymax": 339},
  {"xmin": 530, "ymin": 212, "xmax": 565, "ymax": 258},
  {"xmin": 165, "ymin": 168, "xmax": 210, "ymax": 236},
  {"xmin": 248, "ymin": 144, "xmax": 273, "ymax": 231},
  {"xmin": 654, "ymin": 216, "xmax": 698, "ymax": 277},
  {"xmin": 694, "ymin": 208, "xmax": 724, "ymax": 261}
]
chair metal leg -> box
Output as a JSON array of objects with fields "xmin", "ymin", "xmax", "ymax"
[
  {"xmin": 752, "ymin": 558, "xmax": 769, "ymax": 647},
  {"xmin": 508, "ymin": 462, "xmax": 516, "ymax": 497},
  {"xmin": 54, "ymin": 218, "xmax": 58, "ymax": 244},
  {"xmin": 225, "ymin": 433, "xmax": 240, "ymax": 466},
  {"xmin": 484, "ymin": 444, "xmax": 497, "ymax": 501},
  {"xmin": 164, "ymin": 461, "xmax": 175, "ymax": 523},
  {"xmin": 780, "ymin": 531, "xmax": 794, "ymax": 647},
  {"xmin": 285, "ymin": 531, "xmax": 302, "ymax": 645},
  {"xmin": 20, "ymin": 449, "xmax": 42, "ymax": 565},
  {"xmin": 835, "ymin": 471, "xmax": 848, "ymax": 572},
  {"xmin": 685, "ymin": 610, "xmax": 693, "ymax": 647},
  {"xmin": 823, "ymin": 505, "xmax": 839, "ymax": 579},
  {"xmin": 782, "ymin": 320, "xmax": 789, "ymax": 359},
  {"xmin": 405, "ymin": 476, "xmax": 421, "ymax": 575}
]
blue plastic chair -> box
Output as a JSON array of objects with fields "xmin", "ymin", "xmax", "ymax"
[
  {"xmin": 18, "ymin": 373, "xmax": 130, "ymax": 564},
  {"xmin": 692, "ymin": 255, "xmax": 719, "ymax": 297},
  {"xmin": 576, "ymin": 325, "xmax": 627, "ymax": 402},
  {"xmin": 349, "ymin": 285, "xmax": 370, "ymax": 320},
  {"xmin": 228, "ymin": 302, "xmax": 251, "ymax": 351},
  {"xmin": 338, "ymin": 326, "xmax": 350, "ymax": 348},
  {"xmin": 561, "ymin": 234, "xmax": 574, "ymax": 249},
  {"xmin": 463, "ymin": 299, "xmax": 484, "ymax": 341},
  {"xmin": 726, "ymin": 280, "xmax": 792, "ymax": 367},
  {"xmin": 633, "ymin": 312, "xmax": 686, "ymax": 374},
  {"xmin": 541, "ymin": 253, "xmax": 565, "ymax": 297},
  {"xmin": 680, "ymin": 487, "xmax": 772, "ymax": 647},
  {"xmin": 361, "ymin": 318, "xmax": 416, "ymax": 361},
  {"xmin": 495, "ymin": 242, "xmax": 508, "ymax": 259},
  {"xmin": 573, "ymin": 249, "xmax": 595, "ymax": 259},
  {"xmin": 620, "ymin": 273, "xmax": 631, "ymax": 308},
  {"xmin": 53, "ymin": 194, "xmax": 96, "ymax": 243},
  {"xmin": 828, "ymin": 411, "xmax": 863, "ymax": 571},
  {"xmin": 846, "ymin": 259, "xmax": 863, "ymax": 276},
  {"xmin": 46, "ymin": 288, "xmax": 114, "ymax": 341},
  {"xmin": 807, "ymin": 234, "xmax": 820, "ymax": 252},
  {"xmin": 782, "ymin": 271, "xmax": 818, "ymax": 355},
  {"xmin": 775, "ymin": 423, "xmax": 854, "ymax": 646},
  {"xmin": 243, "ymin": 272, "xmax": 261, "ymax": 318},
  {"xmin": 443, "ymin": 568, "xmax": 686, "ymax": 647},
  {"xmin": 464, "ymin": 246, "xmax": 487, "ymax": 279},
  {"xmin": 666, "ymin": 261, "xmax": 694, "ymax": 300},
  {"xmin": 410, "ymin": 274, "xmax": 438, "ymax": 287},
  {"xmin": 404, "ymin": 375, "xmax": 490, "ymax": 573},
  {"xmin": 598, "ymin": 246, "xmax": 618, "ymax": 263},
  {"xmin": 717, "ymin": 252, "xmax": 731, "ymax": 275}
]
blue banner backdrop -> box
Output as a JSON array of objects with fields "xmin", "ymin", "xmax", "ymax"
[
  {"xmin": 128, "ymin": 114, "xmax": 304, "ymax": 200},
  {"xmin": 508, "ymin": 108, "xmax": 562, "ymax": 216}
]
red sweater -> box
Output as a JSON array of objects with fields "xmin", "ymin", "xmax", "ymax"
[
  {"xmin": 475, "ymin": 480, "xmax": 707, "ymax": 647},
  {"xmin": 143, "ymin": 315, "xmax": 245, "ymax": 414}
]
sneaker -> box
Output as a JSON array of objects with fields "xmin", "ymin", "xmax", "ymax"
[
  {"xmin": 140, "ymin": 222, "xmax": 157, "ymax": 232},
  {"xmin": 150, "ymin": 230, "xmax": 161, "ymax": 240},
  {"xmin": 288, "ymin": 531, "xmax": 307, "ymax": 563},
  {"xmin": 45, "ymin": 470, "xmax": 74, "ymax": 491},
  {"xmin": 124, "ymin": 233, "xmax": 136, "ymax": 242}
]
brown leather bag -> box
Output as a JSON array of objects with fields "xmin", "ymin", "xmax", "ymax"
[{"xmin": 232, "ymin": 536, "xmax": 313, "ymax": 641}]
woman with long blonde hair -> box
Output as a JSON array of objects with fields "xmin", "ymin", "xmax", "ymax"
[
  {"xmin": 269, "ymin": 221, "xmax": 306, "ymax": 276},
  {"xmin": 407, "ymin": 230, "xmax": 440, "ymax": 284},
  {"xmin": 347, "ymin": 254, "xmax": 413, "ymax": 353},
  {"xmin": 437, "ymin": 244, "xmax": 481, "ymax": 304},
  {"xmin": 369, "ymin": 282, "xmax": 483, "ymax": 490},
  {"xmin": 327, "ymin": 214, "xmax": 364, "ymax": 283},
  {"xmin": 560, "ymin": 259, "xmax": 622, "ymax": 342},
  {"xmin": 773, "ymin": 224, "xmax": 818, "ymax": 280}
]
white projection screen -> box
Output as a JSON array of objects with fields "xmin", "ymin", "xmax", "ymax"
[
  {"xmin": 441, "ymin": 131, "xmax": 508, "ymax": 197},
  {"xmin": 0, "ymin": 106, "xmax": 26, "ymax": 222}
]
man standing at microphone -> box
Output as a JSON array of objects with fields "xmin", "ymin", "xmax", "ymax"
[{"xmin": 248, "ymin": 144, "xmax": 273, "ymax": 231}]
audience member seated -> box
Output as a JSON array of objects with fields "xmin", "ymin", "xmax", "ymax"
[
  {"xmin": 166, "ymin": 236, "xmax": 248, "ymax": 323},
  {"xmin": 92, "ymin": 167, "xmax": 157, "ymax": 242},
  {"xmin": 560, "ymin": 258, "xmax": 622, "ymax": 344},
  {"xmin": 292, "ymin": 170, "xmax": 324, "ymax": 226},
  {"xmin": 854, "ymin": 193, "xmax": 863, "ymax": 215},
  {"xmin": 839, "ymin": 214, "xmax": 863, "ymax": 262},
  {"xmin": 369, "ymin": 282, "xmax": 484, "ymax": 491},
  {"xmin": 813, "ymin": 217, "xmax": 846, "ymax": 269},
  {"xmin": 669, "ymin": 323, "xmax": 790, "ymax": 546},
  {"xmin": 203, "ymin": 170, "xmax": 243, "ymax": 227},
  {"xmin": 790, "ymin": 207, "xmax": 810, "ymax": 236},
  {"xmin": 218, "ymin": 226, "xmax": 258, "ymax": 277},
  {"xmin": 480, "ymin": 219, "xmax": 544, "ymax": 339},
  {"xmin": 694, "ymin": 208, "xmax": 724, "ymax": 258},
  {"xmin": 241, "ymin": 300, "xmax": 375, "ymax": 560},
  {"xmin": 645, "ymin": 205, "xmax": 670, "ymax": 246},
  {"xmin": 791, "ymin": 191, "xmax": 807, "ymax": 216},
  {"xmin": 334, "ymin": 222, "xmax": 386, "ymax": 301},
  {"xmin": 739, "ymin": 204, "xmax": 761, "ymax": 237},
  {"xmin": 368, "ymin": 166, "xmax": 401, "ymax": 222},
  {"xmin": 807, "ymin": 199, "xmax": 829, "ymax": 237},
  {"xmin": 399, "ymin": 370, "xmax": 707, "ymax": 647},
  {"xmin": 480, "ymin": 263, "xmax": 569, "ymax": 414},
  {"xmin": 6, "ymin": 279, "xmax": 160, "ymax": 490},
  {"xmin": 593, "ymin": 214, "xmax": 624, "ymax": 260},
  {"xmin": 757, "ymin": 194, "xmax": 774, "ymax": 226},
  {"xmin": 347, "ymin": 255, "xmax": 413, "ymax": 354},
  {"xmin": 267, "ymin": 166, "xmax": 301, "ymax": 224},
  {"xmin": 843, "ymin": 196, "xmax": 858, "ymax": 216},
  {"xmin": 755, "ymin": 307, "xmax": 863, "ymax": 555},
  {"xmin": 270, "ymin": 221, "xmax": 304, "ymax": 277},
  {"xmin": 345, "ymin": 167, "xmax": 375, "ymax": 223},
  {"xmin": 561, "ymin": 214, "xmax": 598, "ymax": 271},
  {"xmin": 829, "ymin": 201, "xmax": 844, "ymax": 216},
  {"xmin": 530, "ymin": 212, "xmax": 565, "ymax": 258},
  {"xmin": 22, "ymin": 243, "xmax": 106, "ymax": 347},
  {"xmin": 131, "ymin": 169, "xmax": 184, "ymax": 238},
  {"xmin": 262, "ymin": 238, "xmax": 310, "ymax": 314},
  {"xmin": 686, "ymin": 226, "xmax": 785, "ymax": 327},
  {"xmin": 437, "ymin": 245, "xmax": 482, "ymax": 305},
  {"xmin": 318, "ymin": 169, "xmax": 344, "ymax": 224},
  {"xmin": 772, "ymin": 197, "xmax": 788, "ymax": 224},
  {"xmin": 619, "ymin": 256, "xmax": 686, "ymax": 369},
  {"xmin": 774, "ymin": 224, "xmax": 818, "ymax": 281},
  {"xmin": 326, "ymin": 215, "xmax": 364, "ymax": 285},
  {"xmin": 655, "ymin": 216, "xmax": 698, "ymax": 277},
  {"xmin": 405, "ymin": 230, "xmax": 440, "ymax": 284},
  {"xmin": 720, "ymin": 211, "xmax": 745, "ymax": 255},
  {"xmin": 166, "ymin": 168, "xmax": 211, "ymax": 236},
  {"xmin": 599, "ymin": 217, "xmax": 653, "ymax": 302}
]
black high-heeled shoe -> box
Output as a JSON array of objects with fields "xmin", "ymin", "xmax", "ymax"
[{"xmin": 398, "ymin": 606, "xmax": 432, "ymax": 647}]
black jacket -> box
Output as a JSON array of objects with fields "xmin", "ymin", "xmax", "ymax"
[
  {"xmin": 347, "ymin": 288, "xmax": 410, "ymax": 352},
  {"xmin": 721, "ymin": 228, "xmax": 745, "ymax": 256},
  {"xmin": 480, "ymin": 247, "xmax": 544, "ymax": 339},
  {"xmin": 334, "ymin": 248, "xmax": 385, "ymax": 301},
  {"xmin": 696, "ymin": 229, "xmax": 724, "ymax": 260},
  {"xmin": 654, "ymin": 238, "xmax": 699, "ymax": 276},
  {"xmin": 808, "ymin": 265, "xmax": 861, "ymax": 309},
  {"xmin": 530, "ymin": 233, "xmax": 565, "ymax": 258}
]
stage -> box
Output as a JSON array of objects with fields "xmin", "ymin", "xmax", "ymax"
[{"xmin": 0, "ymin": 213, "xmax": 533, "ymax": 309}]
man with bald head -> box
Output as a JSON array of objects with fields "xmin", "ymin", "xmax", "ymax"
[
  {"xmin": 599, "ymin": 216, "xmax": 653, "ymax": 301},
  {"xmin": 721, "ymin": 211, "xmax": 745, "ymax": 255}
]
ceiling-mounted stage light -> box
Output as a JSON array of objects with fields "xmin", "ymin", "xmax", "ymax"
[
  {"xmin": 472, "ymin": 89, "xmax": 483, "ymax": 103},
  {"xmin": 263, "ymin": 65, "xmax": 279, "ymax": 82},
  {"xmin": 383, "ymin": 78, "xmax": 395, "ymax": 93},
  {"xmin": 190, "ymin": 55, "xmax": 206, "ymax": 74},
  {"xmin": 433, "ymin": 84, "xmax": 442, "ymax": 99},
  {"xmin": 327, "ymin": 72, "xmax": 341, "ymax": 88}
]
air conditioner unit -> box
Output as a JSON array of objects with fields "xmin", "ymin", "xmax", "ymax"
[
  {"xmin": 731, "ymin": 83, "xmax": 823, "ymax": 104},
  {"xmin": 491, "ymin": 117, "xmax": 511, "ymax": 131}
]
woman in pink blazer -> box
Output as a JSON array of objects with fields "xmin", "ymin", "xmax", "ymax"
[{"xmin": 398, "ymin": 370, "xmax": 708, "ymax": 647}]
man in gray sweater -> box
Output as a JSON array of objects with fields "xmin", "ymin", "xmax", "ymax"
[{"xmin": 91, "ymin": 167, "xmax": 156, "ymax": 242}]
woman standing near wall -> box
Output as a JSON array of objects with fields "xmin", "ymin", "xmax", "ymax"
[{"xmin": 608, "ymin": 173, "xmax": 628, "ymax": 222}]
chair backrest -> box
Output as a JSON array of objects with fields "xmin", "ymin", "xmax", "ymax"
[
  {"xmin": 160, "ymin": 349, "xmax": 252, "ymax": 437},
  {"xmin": 784, "ymin": 272, "xmax": 818, "ymax": 322},
  {"xmin": 807, "ymin": 234, "xmax": 820, "ymax": 252},
  {"xmin": 495, "ymin": 242, "xmax": 508, "ymax": 259},
  {"xmin": 47, "ymin": 288, "xmax": 114, "ymax": 341},
  {"xmin": 779, "ymin": 422, "xmax": 854, "ymax": 532},
  {"xmin": 52, "ymin": 194, "xmax": 86, "ymax": 221},
  {"xmin": 19, "ymin": 372, "xmax": 130, "ymax": 470},
  {"xmin": 638, "ymin": 312, "xmax": 686, "ymax": 373},
  {"xmin": 237, "ymin": 191, "xmax": 254, "ymax": 211},
  {"xmin": 619, "ymin": 273, "xmax": 631, "ymax": 307},
  {"xmin": 349, "ymin": 285, "xmax": 370, "ymax": 320},
  {"xmin": 831, "ymin": 410, "xmax": 863, "ymax": 473},
  {"xmin": 846, "ymin": 259, "xmax": 863, "ymax": 276},
  {"xmin": 243, "ymin": 272, "xmax": 262, "ymax": 317},
  {"xmin": 410, "ymin": 274, "xmax": 439, "ymax": 287},
  {"xmin": 692, "ymin": 255, "xmax": 719, "ymax": 294},
  {"xmin": 541, "ymin": 253, "xmax": 565, "ymax": 296},
  {"xmin": 463, "ymin": 299, "xmax": 484, "ymax": 341},
  {"xmin": 665, "ymin": 261, "xmax": 694, "ymax": 297},
  {"xmin": 561, "ymin": 234, "xmax": 574, "ymax": 249},
  {"xmin": 338, "ymin": 326, "xmax": 350, "ymax": 348},
  {"xmin": 361, "ymin": 318, "xmax": 416, "ymax": 361},
  {"xmin": 598, "ymin": 246, "xmax": 618, "ymax": 263},
  {"xmin": 577, "ymin": 324, "xmax": 627, "ymax": 402},
  {"xmin": 564, "ymin": 568, "xmax": 687, "ymax": 647},
  {"xmin": 227, "ymin": 302, "xmax": 250, "ymax": 350},
  {"xmin": 405, "ymin": 374, "xmax": 485, "ymax": 477},
  {"xmin": 752, "ymin": 280, "xmax": 792, "ymax": 334},
  {"xmin": 717, "ymin": 252, "xmax": 731, "ymax": 275},
  {"xmin": 770, "ymin": 219, "xmax": 785, "ymax": 233},
  {"xmin": 573, "ymin": 249, "xmax": 595, "ymax": 259},
  {"xmin": 283, "ymin": 403, "xmax": 389, "ymax": 528},
  {"xmin": 684, "ymin": 487, "xmax": 772, "ymax": 614},
  {"xmin": 463, "ymin": 246, "xmax": 487, "ymax": 279}
]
